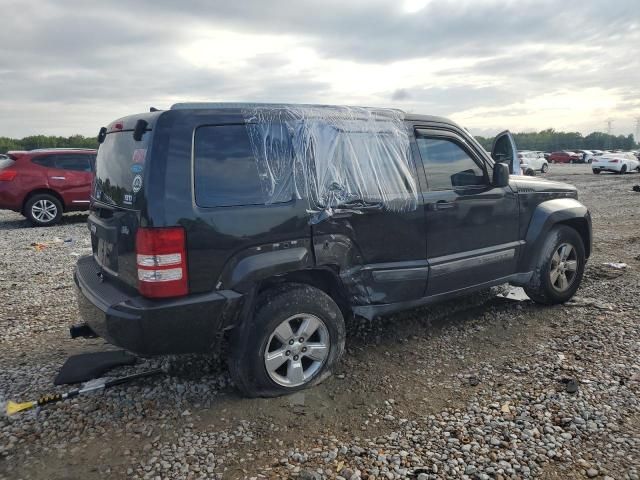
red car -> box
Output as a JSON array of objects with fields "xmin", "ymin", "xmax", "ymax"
[
  {"xmin": 0, "ymin": 148, "xmax": 96, "ymax": 226},
  {"xmin": 548, "ymin": 151, "xmax": 582, "ymax": 164}
]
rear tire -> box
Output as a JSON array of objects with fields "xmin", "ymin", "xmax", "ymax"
[
  {"xmin": 524, "ymin": 225, "xmax": 586, "ymax": 305},
  {"xmin": 619, "ymin": 165, "xmax": 627, "ymax": 174},
  {"xmin": 25, "ymin": 193, "xmax": 63, "ymax": 226},
  {"xmin": 229, "ymin": 284, "xmax": 346, "ymax": 397},
  {"xmin": 592, "ymin": 169, "xmax": 601, "ymax": 174}
]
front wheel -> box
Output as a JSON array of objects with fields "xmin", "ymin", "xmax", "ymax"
[
  {"xmin": 541, "ymin": 163, "xmax": 549, "ymax": 173},
  {"xmin": 525, "ymin": 225, "xmax": 586, "ymax": 304},
  {"xmin": 592, "ymin": 169, "xmax": 601, "ymax": 174},
  {"xmin": 229, "ymin": 284, "xmax": 346, "ymax": 397}
]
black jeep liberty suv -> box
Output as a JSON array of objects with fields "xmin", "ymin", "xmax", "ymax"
[{"xmin": 74, "ymin": 103, "xmax": 591, "ymax": 396}]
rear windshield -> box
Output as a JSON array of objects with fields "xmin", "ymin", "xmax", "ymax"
[{"xmin": 94, "ymin": 131, "xmax": 151, "ymax": 207}]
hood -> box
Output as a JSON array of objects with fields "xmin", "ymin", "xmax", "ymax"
[{"xmin": 510, "ymin": 175, "xmax": 578, "ymax": 196}]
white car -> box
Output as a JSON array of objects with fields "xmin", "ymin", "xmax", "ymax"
[
  {"xmin": 518, "ymin": 150, "xmax": 549, "ymax": 174},
  {"xmin": 592, "ymin": 152, "xmax": 640, "ymax": 174},
  {"xmin": 574, "ymin": 149, "xmax": 595, "ymax": 163}
]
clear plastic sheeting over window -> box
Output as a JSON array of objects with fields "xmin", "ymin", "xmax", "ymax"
[{"xmin": 242, "ymin": 105, "xmax": 418, "ymax": 223}]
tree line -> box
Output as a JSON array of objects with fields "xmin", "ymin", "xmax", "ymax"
[
  {"xmin": 474, "ymin": 129, "xmax": 638, "ymax": 152},
  {"xmin": 1, "ymin": 129, "xmax": 637, "ymax": 155},
  {"xmin": 0, "ymin": 135, "xmax": 98, "ymax": 154}
]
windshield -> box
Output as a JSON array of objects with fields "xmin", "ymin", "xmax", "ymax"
[{"xmin": 94, "ymin": 131, "xmax": 152, "ymax": 208}]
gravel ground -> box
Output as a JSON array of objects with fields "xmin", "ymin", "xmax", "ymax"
[{"xmin": 1, "ymin": 164, "xmax": 639, "ymax": 479}]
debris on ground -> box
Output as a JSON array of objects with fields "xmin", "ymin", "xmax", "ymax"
[
  {"xmin": 603, "ymin": 262, "xmax": 628, "ymax": 269},
  {"xmin": 495, "ymin": 285, "xmax": 530, "ymax": 301}
]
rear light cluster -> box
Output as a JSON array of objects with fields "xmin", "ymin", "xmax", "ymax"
[
  {"xmin": 135, "ymin": 227, "xmax": 188, "ymax": 298},
  {"xmin": 0, "ymin": 170, "xmax": 17, "ymax": 181}
]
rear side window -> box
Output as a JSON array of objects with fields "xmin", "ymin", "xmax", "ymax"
[
  {"xmin": 194, "ymin": 125, "xmax": 266, "ymax": 207},
  {"xmin": 31, "ymin": 155, "xmax": 56, "ymax": 168},
  {"xmin": 54, "ymin": 154, "xmax": 92, "ymax": 172}
]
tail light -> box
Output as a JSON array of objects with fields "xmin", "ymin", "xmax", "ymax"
[
  {"xmin": 610, "ymin": 159, "xmax": 619, "ymax": 163},
  {"xmin": 0, "ymin": 170, "xmax": 17, "ymax": 181},
  {"xmin": 136, "ymin": 227, "xmax": 188, "ymax": 298}
]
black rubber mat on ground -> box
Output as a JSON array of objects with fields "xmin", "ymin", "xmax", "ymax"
[{"xmin": 54, "ymin": 351, "xmax": 137, "ymax": 385}]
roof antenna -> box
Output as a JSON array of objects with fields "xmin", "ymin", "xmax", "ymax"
[{"xmin": 150, "ymin": 107, "xmax": 159, "ymax": 112}]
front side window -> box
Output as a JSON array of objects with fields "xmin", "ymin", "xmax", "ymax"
[
  {"xmin": 416, "ymin": 136, "xmax": 486, "ymax": 190},
  {"xmin": 194, "ymin": 125, "xmax": 266, "ymax": 207}
]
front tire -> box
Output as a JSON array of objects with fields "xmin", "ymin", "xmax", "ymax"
[
  {"xmin": 229, "ymin": 284, "xmax": 346, "ymax": 397},
  {"xmin": 25, "ymin": 194, "xmax": 63, "ymax": 226},
  {"xmin": 524, "ymin": 225, "xmax": 586, "ymax": 305},
  {"xmin": 541, "ymin": 163, "xmax": 549, "ymax": 173},
  {"xmin": 592, "ymin": 169, "xmax": 601, "ymax": 174}
]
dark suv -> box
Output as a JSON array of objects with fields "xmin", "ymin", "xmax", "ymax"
[{"xmin": 74, "ymin": 104, "xmax": 591, "ymax": 396}]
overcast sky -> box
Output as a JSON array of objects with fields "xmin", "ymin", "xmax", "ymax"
[{"xmin": 1, "ymin": 0, "xmax": 639, "ymax": 138}]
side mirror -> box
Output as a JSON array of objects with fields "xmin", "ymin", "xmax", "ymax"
[{"xmin": 493, "ymin": 163, "xmax": 510, "ymax": 187}]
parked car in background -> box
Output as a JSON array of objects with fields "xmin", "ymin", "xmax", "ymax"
[
  {"xmin": 549, "ymin": 151, "xmax": 582, "ymax": 164},
  {"xmin": 574, "ymin": 150, "xmax": 595, "ymax": 163},
  {"xmin": 0, "ymin": 148, "xmax": 96, "ymax": 225},
  {"xmin": 518, "ymin": 150, "xmax": 549, "ymax": 174},
  {"xmin": 592, "ymin": 152, "xmax": 640, "ymax": 174}
]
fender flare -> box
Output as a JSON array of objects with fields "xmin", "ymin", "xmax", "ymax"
[
  {"xmin": 219, "ymin": 240, "xmax": 314, "ymax": 293},
  {"xmin": 520, "ymin": 198, "xmax": 592, "ymax": 272}
]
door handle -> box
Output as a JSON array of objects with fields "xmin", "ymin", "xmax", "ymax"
[
  {"xmin": 50, "ymin": 176, "xmax": 66, "ymax": 180},
  {"xmin": 434, "ymin": 200, "xmax": 456, "ymax": 210}
]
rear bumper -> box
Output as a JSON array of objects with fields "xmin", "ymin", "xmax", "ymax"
[
  {"xmin": 0, "ymin": 185, "xmax": 23, "ymax": 211},
  {"xmin": 592, "ymin": 164, "xmax": 621, "ymax": 172},
  {"xmin": 74, "ymin": 256, "xmax": 244, "ymax": 356}
]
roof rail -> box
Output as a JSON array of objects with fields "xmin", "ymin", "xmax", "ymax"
[
  {"xmin": 170, "ymin": 102, "xmax": 405, "ymax": 116},
  {"xmin": 29, "ymin": 147, "xmax": 97, "ymax": 152}
]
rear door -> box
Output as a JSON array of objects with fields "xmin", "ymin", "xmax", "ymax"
[
  {"xmin": 309, "ymin": 124, "xmax": 427, "ymax": 304},
  {"xmin": 48, "ymin": 153, "xmax": 93, "ymax": 208},
  {"xmin": 414, "ymin": 127, "xmax": 520, "ymax": 296},
  {"xmin": 90, "ymin": 122, "xmax": 154, "ymax": 289}
]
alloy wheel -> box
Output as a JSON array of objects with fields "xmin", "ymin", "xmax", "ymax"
[
  {"xmin": 549, "ymin": 243, "xmax": 578, "ymax": 292},
  {"xmin": 264, "ymin": 313, "xmax": 330, "ymax": 387},
  {"xmin": 31, "ymin": 199, "xmax": 58, "ymax": 223}
]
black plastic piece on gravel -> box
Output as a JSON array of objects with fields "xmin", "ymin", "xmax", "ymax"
[{"xmin": 54, "ymin": 351, "xmax": 137, "ymax": 385}]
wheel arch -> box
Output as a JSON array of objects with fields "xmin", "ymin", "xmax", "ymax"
[
  {"xmin": 22, "ymin": 189, "xmax": 66, "ymax": 214},
  {"xmin": 257, "ymin": 268, "xmax": 352, "ymax": 321},
  {"xmin": 557, "ymin": 217, "xmax": 591, "ymax": 259},
  {"xmin": 521, "ymin": 198, "xmax": 592, "ymax": 272}
]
